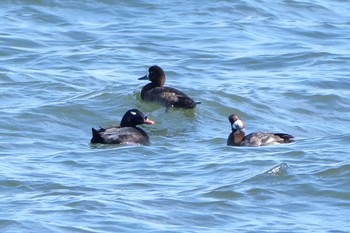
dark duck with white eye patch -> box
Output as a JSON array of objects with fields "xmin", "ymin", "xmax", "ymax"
[
  {"xmin": 138, "ymin": 65, "xmax": 200, "ymax": 109},
  {"xmin": 227, "ymin": 114, "xmax": 294, "ymax": 147},
  {"xmin": 91, "ymin": 109, "xmax": 155, "ymax": 145}
]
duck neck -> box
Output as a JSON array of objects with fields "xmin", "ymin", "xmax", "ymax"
[
  {"xmin": 140, "ymin": 83, "xmax": 156, "ymax": 100},
  {"xmin": 157, "ymin": 77, "xmax": 165, "ymax": 87},
  {"xmin": 233, "ymin": 131, "xmax": 245, "ymax": 146}
]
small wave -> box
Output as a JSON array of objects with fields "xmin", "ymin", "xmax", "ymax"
[{"xmin": 240, "ymin": 163, "xmax": 290, "ymax": 184}]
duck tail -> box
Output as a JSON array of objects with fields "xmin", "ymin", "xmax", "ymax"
[
  {"xmin": 188, "ymin": 101, "xmax": 201, "ymax": 109},
  {"xmin": 91, "ymin": 127, "xmax": 104, "ymax": 143},
  {"xmin": 275, "ymin": 133, "xmax": 295, "ymax": 143}
]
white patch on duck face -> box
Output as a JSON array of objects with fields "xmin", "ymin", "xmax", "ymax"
[
  {"xmin": 234, "ymin": 120, "xmax": 244, "ymax": 131},
  {"xmin": 130, "ymin": 111, "xmax": 137, "ymax": 116}
]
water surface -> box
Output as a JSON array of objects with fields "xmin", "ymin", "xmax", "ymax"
[{"xmin": 1, "ymin": 0, "xmax": 350, "ymax": 232}]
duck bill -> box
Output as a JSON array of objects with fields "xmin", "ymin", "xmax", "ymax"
[
  {"xmin": 138, "ymin": 75, "xmax": 149, "ymax": 80},
  {"xmin": 144, "ymin": 117, "xmax": 155, "ymax": 125}
]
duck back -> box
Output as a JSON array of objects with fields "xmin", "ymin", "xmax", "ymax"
[
  {"xmin": 141, "ymin": 85, "xmax": 199, "ymax": 109},
  {"xmin": 243, "ymin": 132, "xmax": 294, "ymax": 147},
  {"xmin": 91, "ymin": 126, "xmax": 150, "ymax": 145}
]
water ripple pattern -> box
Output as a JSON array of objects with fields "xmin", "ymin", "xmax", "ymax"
[{"xmin": 1, "ymin": 0, "xmax": 350, "ymax": 232}]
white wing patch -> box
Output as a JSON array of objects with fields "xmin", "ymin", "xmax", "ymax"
[{"xmin": 265, "ymin": 137, "xmax": 275, "ymax": 144}]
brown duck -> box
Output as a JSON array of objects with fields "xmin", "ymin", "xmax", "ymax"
[
  {"xmin": 227, "ymin": 114, "xmax": 294, "ymax": 147},
  {"xmin": 139, "ymin": 65, "xmax": 200, "ymax": 109}
]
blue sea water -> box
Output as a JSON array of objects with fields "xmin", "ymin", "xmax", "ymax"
[{"xmin": 1, "ymin": 0, "xmax": 350, "ymax": 232}]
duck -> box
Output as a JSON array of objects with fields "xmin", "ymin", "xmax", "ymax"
[
  {"xmin": 91, "ymin": 109, "xmax": 155, "ymax": 145},
  {"xmin": 227, "ymin": 114, "xmax": 294, "ymax": 147},
  {"xmin": 138, "ymin": 65, "xmax": 200, "ymax": 109}
]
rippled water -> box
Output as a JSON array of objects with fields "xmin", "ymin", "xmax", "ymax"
[{"xmin": 1, "ymin": 0, "xmax": 350, "ymax": 232}]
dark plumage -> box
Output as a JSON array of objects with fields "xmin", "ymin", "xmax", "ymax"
[
  {"xmin": 91, "ymin": 109, "xmax": 155, "ymax": 145},
  {"xmin": 138, "ymin": 65, "xmax": 200, "ymax": 109},
  {"xmin": 227, "ymin": 114, "xmax": 294, "ymax": 147}
]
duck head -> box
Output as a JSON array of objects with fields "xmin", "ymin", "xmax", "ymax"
[
  {"xmin": 138, "ymin": 65, "xmax": 166, "ymax": 87},
  {"xmin": 228, "ymin": 114, "xmax": 246, "ymax": 133},
  {"xmin": 120, "ymin": 109, "xmax": 155, "ymax": 127}
]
